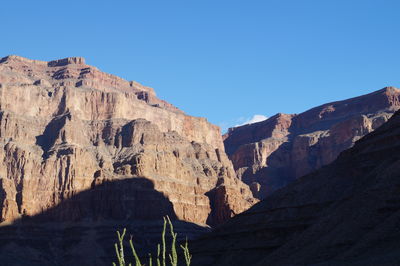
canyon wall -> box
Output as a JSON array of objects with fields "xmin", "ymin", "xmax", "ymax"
[
  {"xmin": 0, "ymin": 55, "xmax": 256, "ymax": 226},
  {"xmin": 0, "ymin": 55, "xmax": 257, "ymax": 265},
  {"xmin": 0, "ymin": 56, "xmax": 257, "ymax": 265},
  {"xmin": 224, "ymin": 87, "xmax": 400, "ymax": 198}
]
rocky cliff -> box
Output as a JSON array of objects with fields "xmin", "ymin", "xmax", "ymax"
[
  {"xmin": 192, "ymin": 109, "xmax": 400, "ymax": 266},
  {"xmin": 0, "ymin": 55, "xmax": 256, "ymax": 265},
  {"xmin": 224, "ymin": 87, "xmax": 400, "ymax": 198}
]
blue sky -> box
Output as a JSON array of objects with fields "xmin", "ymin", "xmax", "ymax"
[{"xmin": 1, "ymin": 0, "xmax": 399, "ymax": 132}]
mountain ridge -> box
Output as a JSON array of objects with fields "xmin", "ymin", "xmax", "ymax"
[{"xmin": 224, "ymin": 86, "xmax": 400, "ymax": 198}]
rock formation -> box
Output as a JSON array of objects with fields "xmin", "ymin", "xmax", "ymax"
[
  {"xmin": 0, "ymin": 55, "xmax": 256, "ymax": 265},
  {"xmin": 224, "ymin": 87, "xmax": 400, "ymax": 198},
  {"xmin": 191, "ymin": 109, "xmax": 400, "ymax": 266}
]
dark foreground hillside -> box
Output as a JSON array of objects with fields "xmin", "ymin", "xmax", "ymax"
[
  {"xmin": 191, "ymin": 110, "xmax": 400, "ymax": 266},
  {"xmin": 0, "ymin": 178, "xmax": 210, "ymax": 265}
]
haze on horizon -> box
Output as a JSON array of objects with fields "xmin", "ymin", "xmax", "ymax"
[{"xmin": 1, "ymin": 0, "xmax": 399, "ymax": 132}]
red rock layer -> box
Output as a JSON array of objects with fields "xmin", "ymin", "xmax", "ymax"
[{"xmin": 0, "ymin": 55, "xmax": 256, "ymax": 226}]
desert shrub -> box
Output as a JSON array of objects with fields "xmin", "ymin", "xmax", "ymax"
[{"xmin": 113, "ymin": 216, "xmax": 192, "ymax": 266}]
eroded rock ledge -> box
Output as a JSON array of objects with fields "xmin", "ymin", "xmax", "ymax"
[{"xmin": 0, "ymin": 55, "xmax": 256, "ymax": 227}]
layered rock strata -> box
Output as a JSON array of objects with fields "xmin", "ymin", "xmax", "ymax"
[
  {"xmin": 192, "ymin": 109, "xmax": 400, "ymax": 266},
  {"xmin": 224, "ymin": 87, "xmax": 400, "ymax": 198},
  {"xmin": 0, "ymin": 54, "xmax": 258, "ymax": 260},
  {"xmin": 0, "ymin": 55, "xmax": 258, "ymax": 265}
]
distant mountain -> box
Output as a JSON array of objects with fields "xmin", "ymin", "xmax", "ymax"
[
  {"xmin": 224, "ymin": 87, "xmax": 400, "ymax": 198},
  {"xmin": 0, "ymin": 55, "xmax": 256, "ymax": 265},
  {"xmin": 192, "ymin": 109, "xmax": 400, "ymax": 266}
]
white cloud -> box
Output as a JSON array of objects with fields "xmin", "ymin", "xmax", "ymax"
[
  {"xmin": 219, "ymin": 114, "xmax": 269, "ymax": 134},
  {"xmin": 235, "ymin": 114, "xmax": 268, "ymax": 127}
]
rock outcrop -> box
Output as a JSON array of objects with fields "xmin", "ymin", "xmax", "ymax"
[
  {"xmin": 191, "ymin": 109, "xmax": 400, "ymax": 266},
  {"xmin": 0, "ymin": 55, "xmax": 256, "ymax": 265},
  {"xmin": 224, "ymin": 87, "xmax": 400, "ymax": 198}
]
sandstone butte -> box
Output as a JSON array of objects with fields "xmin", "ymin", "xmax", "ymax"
[
  {"xmin": 191, "ymin": 108, "xmax": 400, "ymax": 265},
  {"xmin": 224, "ymin": 86, "xmax": 400, "ymax": 198},
  {"xmin": 0, "ymin": 55, "xmax": 256, "ymax": 265}
]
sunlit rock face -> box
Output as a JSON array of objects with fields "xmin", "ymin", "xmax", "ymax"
[
  {"xmin": 0, "ymin": 55, "xmax": 258, "ymax": 265},
  {"xmin": 0, "ymin": 55, "xmax": 256, "ymax": 226},
  {"xmin": 224, "ymin": 87, "xmax": 400, "ymax": 198}
]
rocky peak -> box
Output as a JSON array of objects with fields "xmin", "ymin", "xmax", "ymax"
[
  {"xmin": 47, "ymin": 56, "xmax": 86, "ymax": 66},
  {"xmin": 0, "ymin": 55, "xmax": 48, "ymax": 65},
  {"xmin": 224, "ymin": 113, "xmax": 294, "ymax": 155},
  {"xmin": 0, "ymin": 55, "xmax": 155, "ymax": 96}
]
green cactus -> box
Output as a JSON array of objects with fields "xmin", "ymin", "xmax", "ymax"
[{"xmin": 113, "ymin": 216, "xmax": 192, "ymax": 266}]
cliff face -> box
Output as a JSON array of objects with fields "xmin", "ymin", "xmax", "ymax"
[
  {"xmin": 192, "ymin": 110, "xmax": 400, "ymax": 266},
  {"xmin": 224, "ymin": 87, "xmax": 400, "ymax": 198},
  {"xmin": 0, "ymin": 55, "xmax": 256, "ymax": 227}
]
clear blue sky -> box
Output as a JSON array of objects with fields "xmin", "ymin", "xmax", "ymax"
[{"xmin": 1, "ymin": 0, "xmax": 399, "ymax": 132}]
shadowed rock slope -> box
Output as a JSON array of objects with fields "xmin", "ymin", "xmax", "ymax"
[
  {"xmin": 0, "ymin": 178, "xmax": 209, "ymax": 266},
  {"xmin": 224, "ymin": 87, "xmax": 400, "ymax": 198},
  {"xmin": 192, "ymin": 110, "xmax": 400, "ymax": 266}
]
